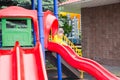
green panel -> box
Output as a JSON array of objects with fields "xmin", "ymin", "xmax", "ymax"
[{"xmin": 2, "ymin": 18, "xmax": 33, "ymax": 47}]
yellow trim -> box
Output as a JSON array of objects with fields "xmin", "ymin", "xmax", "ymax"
[{"xmin": 59, "ymin": 12, "xmax": 81, "ymax": 29}]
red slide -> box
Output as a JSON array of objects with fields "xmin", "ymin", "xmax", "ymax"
[
  {"xmin": 0, "ymin": 42, "xmax": 48, "ymax": 80},
  {"xmin": 47, "ymin": 42, "xmax": 120, "ymax": 80}
]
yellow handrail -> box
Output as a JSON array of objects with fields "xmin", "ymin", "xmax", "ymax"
[{"xmin": 63, "ymin": 35, "xmax": 82, "ymax": 56}]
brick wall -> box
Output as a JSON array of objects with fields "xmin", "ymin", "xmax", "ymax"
[{"xmin": 81, "ymin": 3, "xmax": 120, "ymax": 66}]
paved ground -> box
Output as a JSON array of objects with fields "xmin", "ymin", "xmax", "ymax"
[
  {"xmin": 47, "ymin": 68, "xmax": 95, "ymax": 80},
  {"xmin": 103, "ymin": 65, "xmax": 120, "ymax": 77},
  {"xmin": 47, "ymin": 65, "xmax": 120, "ymax": 80}
]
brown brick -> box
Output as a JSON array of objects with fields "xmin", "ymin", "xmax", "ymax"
[{"xmin": 81, "ymin": 3, "xmax": 120, "ymax": 66}]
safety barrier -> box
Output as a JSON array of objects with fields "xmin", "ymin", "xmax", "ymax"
[{"xmin": 63, "ymin": 35, "xmax": 82, "ymax": 56}]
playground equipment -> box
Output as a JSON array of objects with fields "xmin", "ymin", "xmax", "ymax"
[
  {"xmin": 0, "ymin": 6, "xmax": 48, "ymax": 80},
  {"xmin": 44, "ymin": 11, "xmax": 120, "ymax": 80},
  {"xmin": 0, "ymin": 5, "xmax": 120, "ymax": 80}
]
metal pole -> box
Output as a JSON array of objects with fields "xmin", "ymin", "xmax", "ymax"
[
  {"xmin": 37, "ymin": 0, "xmax": 45, "ymax": 58},
  {"xmin": 53, "ymin": 0, "xmax": 62, "ymax": 80}
]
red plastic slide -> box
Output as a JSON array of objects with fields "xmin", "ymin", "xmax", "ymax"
[
  {"xmin": 0, "ymin": 42, "xmax": 48, "ymax": 80},
  {"xmin": 47, "ymin": 42, "xmax": 120, "ymax": 80}
]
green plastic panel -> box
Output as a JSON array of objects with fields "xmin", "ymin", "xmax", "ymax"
[{"xmin": 2, "ymin": 18, "xmax": 33, "ymax": 47}]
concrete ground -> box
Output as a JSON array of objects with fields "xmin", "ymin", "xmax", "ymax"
[
  {"xmin": 47, "ymin": 68, "xmax": 95, "ymax": 80},
  {"xmin": 103, "ymin": 65, "xmax": 120, "ymax": 77},
  {"xmin": 47, "ymin": 65, "xmax": 120, "ymax": 80}
]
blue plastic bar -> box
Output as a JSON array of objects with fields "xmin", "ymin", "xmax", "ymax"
[
  {"xmin": 57, "ymin": 54, "xmax": 62, "ymax": 80},
  {"xmin": 37, "ymin": 0, "xmax": 45, "ymax": 58},
  {"xmin": 31, "ymin": 0, "xmax": 35, "ymax": 10},
  {"xmin": 53, "ymin": 0, "xmax": 62, "ymax": 80},
  {"xmin": 31, "ymin": 0, "xmax": 36, "ymax": 46}
]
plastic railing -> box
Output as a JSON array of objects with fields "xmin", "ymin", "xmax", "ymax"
[{"xmin": 63, "ymin": 35, "xmax": 82, "ymax": 56}]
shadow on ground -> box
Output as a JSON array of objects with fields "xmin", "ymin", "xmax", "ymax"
[{"xmin": 47, "ymin": 68, "xmax": 95, "ymax": 80}]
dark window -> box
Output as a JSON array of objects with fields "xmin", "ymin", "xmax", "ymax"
[{"xmin": 6, "ymin": 19, "xmax": 27, "ymax": 29}]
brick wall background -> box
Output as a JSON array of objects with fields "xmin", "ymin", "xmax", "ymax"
[{"xmin": 81, "ymin": 3, "xmax": 120, "ymax": 66}]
